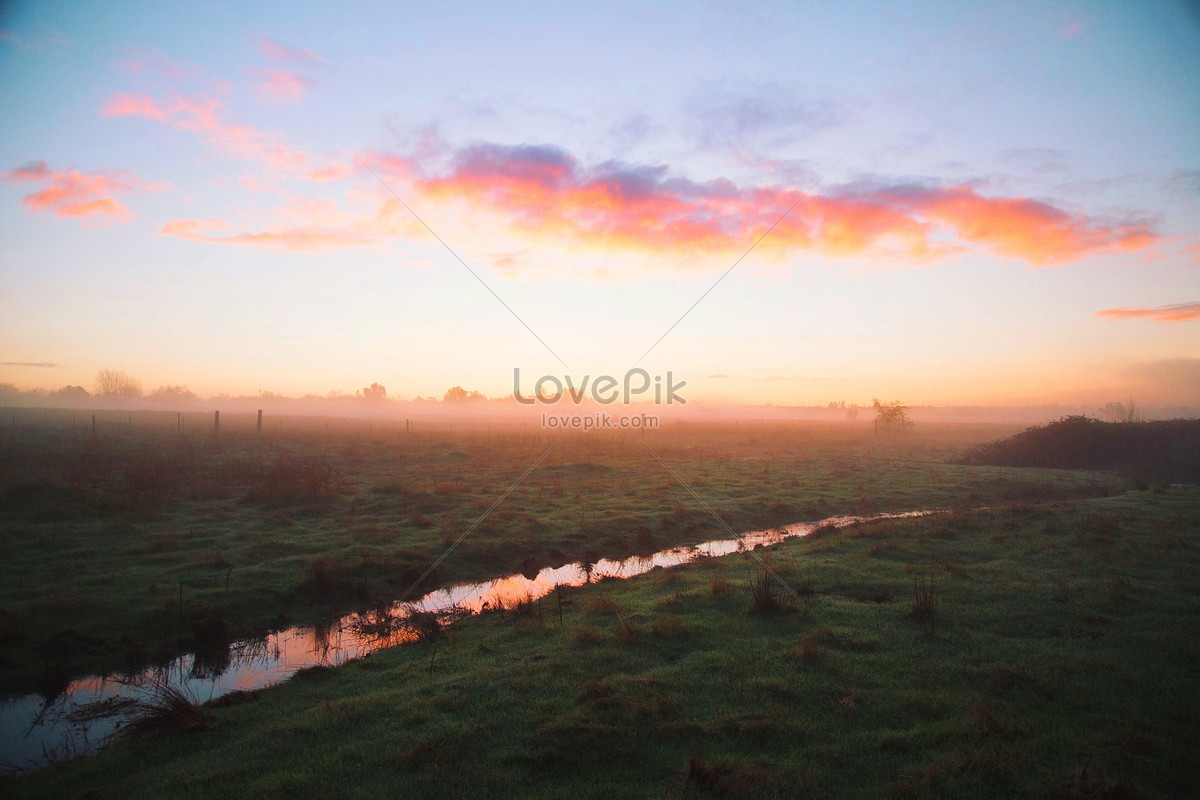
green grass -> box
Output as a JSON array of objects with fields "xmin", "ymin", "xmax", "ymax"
[
  {"xmin": 0, "ymin": 419, "xmax": 1120, "ymax": 695},
  {"xmin": 7, "ymin": 487, "xmax": 1197, "ymax": 798}
]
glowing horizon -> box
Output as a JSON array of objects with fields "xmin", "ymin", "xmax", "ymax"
[{"xmin": 1, "ymin": 1, "xmax": 1198, "ymax": 408}]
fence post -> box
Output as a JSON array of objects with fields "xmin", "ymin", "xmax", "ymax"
[
  {"xmin": 257, "ymin": 409, "xmax": 263, "ymax": 434},
  {"xmin": 214, "ymin": 410, "xmax": 219, "ymax": 436}
]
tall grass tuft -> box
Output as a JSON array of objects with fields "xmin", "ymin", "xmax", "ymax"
[
  {"xmin": 710, "ymin": 577, "xmax": 736, "ymax": 597},
  {"xmin": 910, "ymin": 565, "xmax": 938, "ymax": 623},
  {"xmin": 125, "ymin": 676, "xmax": 208, "ymax": 736},
  {"xmin": 404, "ymin": 609, "xmax": 441, "ymax": 642},
  {"xmin": 748, "ymin": 566, "xmax": 785, "ymax": 615}
]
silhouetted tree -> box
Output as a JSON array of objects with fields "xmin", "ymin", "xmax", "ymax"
[
  {"xmin": 1101, "ymin": 398, "xmax": 1140, "ymax": 423},
  {"xmin": 50, "ymin": 385, "xmax": 90, "ymax": 400},
  {"xmin": 442, "ymin": 386, "xmax": 486, "ymax": 402},
  {"xmin": 360, "ymin": 382, "xmax": 387, "ymax": 401},
  {"xmin": 148, "ymin": 385, "xmax": 198, "ymax": 402},
  {"xmin": 95, "ymin": 368, "xmax": 143, "ymax": 399},
  {"xmin": 872, "ymin": 398, "xmax": 912, "ymax": 434}
]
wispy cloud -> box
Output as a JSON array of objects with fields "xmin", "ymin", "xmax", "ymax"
[
  {"xmin": 102, "ymin": 91, "xmax": 312, "ymax": 172},
  {"xmin": 1059, "ymin": 13, "xmax": 1088, "ymax": 41},
  {"xmin": 0, "ymin": 26, "xmax": 70, "ymax": 53},
  {"xmin": 999, "ymin": 146, "xmax": 1069, "ymax": 174},
  {"xmin": 110, "ymin": 49, "xmax": 216, "ymax": 85},
  {"xmin": 159, "ymin": 217, "xmax": 371, "ymax": 251},
  {"xmin": 1, "ymin": 361, "xmax": 59, "ymax": 368},
  {"xmin": 1163, "ymin": 169, "xmax": 1200, "ymax": 200},
  {"xmin": 3, "ymin": 160, "xmax": 166, "ymax": 223},
  {"xmin": 157, "ymin": 191, "xmax": 423, "ymax": 252},
  {"xmin": 685, "ymin": 85, "xmax": 847, "ymax": 147},
  {"xmin": 255, "ymin": 35, "xmax": 323, "ymax": 65},
  {"xmin": 249, "ymin": 68, "xmax": 313, "ymax": 105},
  {"xmin": 1094, "ymin": 302, "xmax": 1200, "ymax": 323}
]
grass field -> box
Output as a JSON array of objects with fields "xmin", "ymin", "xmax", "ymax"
[
  {"xmin": 5, "ymin": 484, "xmax": 1197, "ymax": 798},
  {"xmin": 0, "ymin": 412, "xmax": 1120, "ymax": 697}
]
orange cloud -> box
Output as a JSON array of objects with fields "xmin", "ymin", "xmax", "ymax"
[
  {"xmin": 3, "ymin": 160, "xmax": 165, "ymax": 223},
  {"xmin": 892, "ymin": 185, "xmax": 1155, "ymax": 265},
  {"xmin": 250, "ymin": 68, "xmax": 313, "ymax": 105},
  {"xmin": 411, "ymin": 144, "xmax": 1157, "ymax": 266},
  {"xmin": 1094, "ymin": 302, "xmax": 1200, "ymax": 323}
]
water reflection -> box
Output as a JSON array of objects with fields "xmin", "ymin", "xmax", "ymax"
[{"xmin": 0, "ymin": 510, "xmax": 929, "ymax": 772}]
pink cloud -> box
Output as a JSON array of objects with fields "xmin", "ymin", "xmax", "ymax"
[
  {"xmin": 1094, "ymin": 302, "xmax": 1200, "ymax": 323},
  {"xmin": 3, "ymin": 161, "xmax": 166, "ymax": 223},
  {"xmin": 6, "ymin": 160, "xmax": 51, "ymax": 181},
  {"xmin": 1183, "ymin": 241, "xmax": 1200, "ymax": 265},
  {"xmin": 250, "ymin": 68, "xmax": 313, "ymax": 105},
  {"xmin": 306, "ymin": 161, "xmax": 357, "ymax": 183},
  {"xmin": 255, "ymin": 35, "xmax": 322, "ymax": 65},
  {"xmin": 110, "ymin": 50, "xmax": 213, "ymax": 83},
  {"xmin": 102, "ymin": 92, "xmax": 169, "ymax": 121},
  {"xmin": 1059, "ymin": 14, "xmax": 1088, "ymax": 41},
  {"xmin": 102, "ymin": 91, "xmax": 310, "ymax": 172}
]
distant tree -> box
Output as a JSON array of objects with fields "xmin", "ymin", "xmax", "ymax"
[
  {"xmin": 1101, "ymin": 398, "xmax": 1141, "ymax": 423},
  {"xmin": 147, "ymin": 385, "xmax": 199, "ymax": 403},
  {"xmin": 360, "ymin": 382, "xmax": 387, "ymax": 401},
  {"xmin": 442, "ymin": 386, "xmax": 486, "ymax": 402},
  {"xmin": 872, "ymin": 398, "xmax": 912, "ymax": 434},
  {"xmin": 95, "ymin": 369, "xmax": 143, "ymax": 399},
  {"xmin": 50, "ymin": 385, "xmax": 90, "ymax": 400}
]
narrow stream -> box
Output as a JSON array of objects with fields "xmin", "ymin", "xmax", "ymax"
[{"xmin": 0, "ymin": 510, "xmax": 931, "ymax": 773}]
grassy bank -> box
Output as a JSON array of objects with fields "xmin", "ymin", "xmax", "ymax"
[
  {"xmin": 958, "ymin": 416, "xmax": 1200, "ymax": 484},
  {"xmin": 0, "ymin": 419, "xmax": 1121, "ymax": 695},
  {"xmin": 7, "ymin": 487, "xmax": 1197, "ymax": 798}
]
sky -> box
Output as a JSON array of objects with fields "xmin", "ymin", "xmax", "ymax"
[{"xmin": 1, "ymin": 0, "xmax": 1198, "ymax": 408}]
